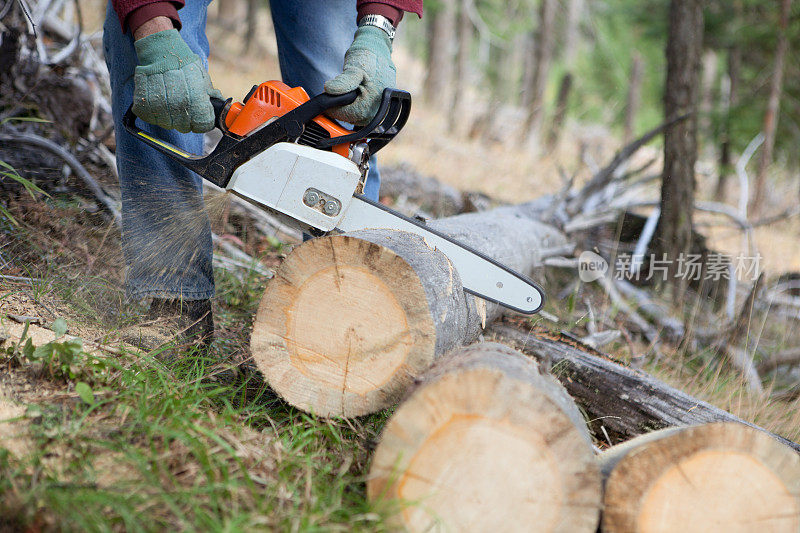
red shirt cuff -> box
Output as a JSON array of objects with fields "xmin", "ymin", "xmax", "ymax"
[
  {"xmin": 358, "ymin": 3, "xmax": 404, "ymax": 26},
  {"xmin": 127, "ymin": 2, "xmax": 182, "ymax": 33},
  {"xmin": 358, "ymin": 0, "xmax": 423, "ymax": 19}
]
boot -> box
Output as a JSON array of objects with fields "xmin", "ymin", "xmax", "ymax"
[{"xmin": 148, "ymin": 298, "xmax": 214, "ymax": 349}]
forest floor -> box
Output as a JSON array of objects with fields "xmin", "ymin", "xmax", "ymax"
[
  {"xmin": 2, "ymin": 155, "xmax": 799, "ymax": 529},
  {"xmin": 2, "ymin": 6, "xmax": 800, "ymax": 530}
]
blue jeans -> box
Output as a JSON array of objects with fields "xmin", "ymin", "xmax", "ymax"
[{"xmin": 104, "ymin": 0, "xmax": 381, "ymax": 301}]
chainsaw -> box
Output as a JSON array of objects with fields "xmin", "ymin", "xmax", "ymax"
[{"xmin": 123, "ymin": 81, "xmax": 545, "ymax": 314}]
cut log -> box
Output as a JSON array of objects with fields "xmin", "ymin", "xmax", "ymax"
[
  {"xmin": 490, "ymin": 324, "xmax": 800, "ymax": 454},
  {"xmin": 379, "ymin": 164, "xmax": 465, "ymax": 218},
  {"xmin": 251, "ymin": 203, "xmax": 566, "ymax": 417},
  {"xmin": 368, "ymin": 342, "xmax": 601, "ymax": 532},
  {"xmin": 600, "ymin": 423, "xmax": 800, "ymax": 533}
]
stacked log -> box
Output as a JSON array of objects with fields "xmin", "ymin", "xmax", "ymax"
[
  {"xmin": 600, "ymin": 423, "xmax": 800, "ymax": 532},
  {"xmin": 250, "ymin": 204, "xmax": 566, "ymax": 417},
  {"xmin": 368, "ymin": 342, "xmax": 601, "ymax": 532}
]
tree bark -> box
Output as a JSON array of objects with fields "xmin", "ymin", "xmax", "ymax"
[
  {"xmin": 213, "ymin": 0, "xmax": 240, "ymax": 29},
  {"xmin": 522, "ymin": 0, "xmax": 557, "ymax": 139},
  {"xmin": 751, "ymin": 0, "xmax": 791, "ymax": 214},
  {"xmin": 368, "ymin": 342, "xmax": 602, "ymax": 532},
  {"xmin": 243, "ymin": 0, "xmax": 259, "ymax": 54},
  {"xmin": 657, "ymin": 0, "xmax": 703, "ymax": 302},
  {"xmin": 623, "ymin": 53, "xmax": 644, "ymax": 144},
  {"xmin": 489, "ymin": 323, "xmax": 800, "ymax": 454},
  {"xmin": 378, "ymin": 164, "xmax": 465, "ymax": 217},
  {"xmin": 716, "ymin": 44, "xmax": 741, "ymax": 200},
  {"xmin": 600, "ymin": 423, "xmax": 800, "ymax": 532},
  {"xmin": 423, "ymin": 0, "xmax": 456, "ymax": 106},
  {"xmin": 250, "ymin": 204, "xmax": 566, "ymax": 417},
  {"xmin": 546, "ymin": 72, "xmax": 572, "ymax": 148},
  {"xmin": 698, "ymin": 50, "xmax": 718, "ymax": 140},
  {"xmin": 563, "ymin": 0, "xmax": 583, "ymax": 68}
]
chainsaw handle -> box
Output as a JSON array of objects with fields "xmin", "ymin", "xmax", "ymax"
[
  {"xmin": 297, "ymin": 90, "xmax": 360, "ymax": 121},
  {"xmin": 121, "ymin": 96, "xmax": 237, "ymax": 177},
  {"xmin": 316, "ymin": 88, "xmax": 411, "ymax": 155}
]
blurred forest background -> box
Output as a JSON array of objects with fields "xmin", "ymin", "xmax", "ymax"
[
  {"xmin": 190, "ymin": 0, "xmax": 800, "ymax": 271},
  {"xmin": 5, "ymin": 0, "xmax": 800, "ymax": 269}
]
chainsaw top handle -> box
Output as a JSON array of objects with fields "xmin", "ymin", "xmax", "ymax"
[{"xmin": 122, "ymin": 88, "xmax": 411, "ymax": 189}]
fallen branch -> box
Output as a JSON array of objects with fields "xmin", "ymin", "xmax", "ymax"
[
  {"xmin": 712, "ymin": 273, "xmax": 764, "ymax": 395},
  {"xmin": 211, "ymin": 234, "xmax": 273, "ymax": 278},
  {"xmin": 0, "ymin": 132, "xmax": 121, "ymax": 226},
  {"xmin": 489, "ymin": 323, "xmax": 800, "ymax": 453},
  {"xmin": 567, "ymin": 114, "xmax": 690, "ymax": 214},
  {"xmin": 752, "ymin": 204, "xmax": 800, "ymax": 227},
  {"xmin": 757, "ymin": 348, "xmax": 800, "ymax": 374}
]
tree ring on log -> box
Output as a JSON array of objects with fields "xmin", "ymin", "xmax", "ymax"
[
  {"xmin": 251, "ymin": 234, "xmax": 445, "ymax": 417},
  {"xmin": 601, "ymin": 422, "xmax": 800, "ymax": 533},
  {"xmin": 369, "ymin": 343, "xmax": 601, "ymax": 532}
]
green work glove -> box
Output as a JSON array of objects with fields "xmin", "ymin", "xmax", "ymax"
[
  {"xmin": 132, "ymin": 29, "xmax": 222, "ymax": 134},
  {"xmin": 324, "ymin": 26, "xmax": 396, "ymax": 126}
]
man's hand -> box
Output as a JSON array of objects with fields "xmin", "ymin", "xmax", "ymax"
[
  {"xmin": 324, "ymin": 26, "xmax": 395, "ymax": 126},
  {"xmin": 132, "ymin": 27, "xmax": 222, "ymax": 134}
]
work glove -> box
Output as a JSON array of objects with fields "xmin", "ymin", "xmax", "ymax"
[
  {"xmin": 324, "ymin": 26, "xmax": 396, "ymax": 126},
  {"xmin": 132, "ymin": 29, "xmax": 222, "ymax": 134}
]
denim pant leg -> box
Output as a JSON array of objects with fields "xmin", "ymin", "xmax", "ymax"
[
  {"xmin": 269, "ymin": 0, "xmax": 381, "ymax": 201},
  {"xmin": 103, "ymin": 2, "xmax": 215, "ymax": 301}
]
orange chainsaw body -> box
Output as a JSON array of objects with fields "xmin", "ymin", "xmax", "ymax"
[{"xmin": 224, "ymin": 80, "xmax": 352, "ymax": 158}]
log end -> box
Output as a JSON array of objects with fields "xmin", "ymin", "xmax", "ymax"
[
  {"xmin": 250, "ymin": 234, "xmax": 439, "ymax": 417},
  {"xmin": 368, "ymin": 343, "xmax": 601, "ymax": 532},
  {"xmin": 601, "ymin": 422, "xmax": 800, "ymax": 533}
]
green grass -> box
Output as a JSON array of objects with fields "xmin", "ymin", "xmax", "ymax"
[{"xmin": 1, "ymin": 325, "xmax": 397, "ymax": 531}]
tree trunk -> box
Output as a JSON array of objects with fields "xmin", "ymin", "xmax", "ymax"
[
  {"xmin": 489, "ymin": 323, "xmax": 800, "ymax": 453},
  {"xmin": 546, "ymin": 72, "xmax": 572, "ymax": 149},
  {"xmin": 379, "ymin": 164, "xmax": 465, "ymax": 217},
  {"xmin": 522, "ymin": 0, "xmax": 557, "ymax": 139},
  {"xmin": 657, "ymin": 0, "xmax": 703, "ymax": 302},
  {"xmin": 449, "ymin": 0, "xmax": 472, "ymax": 132},
  {"xmin": 698, "ymin": 50, "xmax": 718, "ymax": 142},
  {"xmin": 250, "ymin": 205, "xmax": 566, "ymax": 417},
  {"xmin": 243, "ymin": 0, "xmax": 259, "ymax": 54},
  {"xmin": 600, "ymin": 423, "xmax": 800, "ymax": 532},
  {"xmin": 751, "ymin": 0, "xmax": 790, "ymax": 215},
  {"xmin": 520, "ymin": 32, "xmax": 536, "ymax": 109},
  {"xmin": 214, "ymin": 0, "xmax": 240, "ymax": 29},
  {"xmin": 716, "ymin": 45, "xmax": 741, "ymax": 200},
  {"xmin": 623, "ymin": 53, "xmax": 644, "ymax": 144},
  {"xmin": 563, "ymin": 0, "xmax": 583, "ymax": 68},
  {"xmin": 423, "ymin": 0, "xmax": 456, "ymax": 106},
  {"xmin": 368, "ymin": 342, "xmax": 602, "ymax": 532}
]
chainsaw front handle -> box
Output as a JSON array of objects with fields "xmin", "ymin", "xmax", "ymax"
[
  {"xmin": 122, "ymin": 88, "xmax": 408, "ymax": 188},
  {"xmin": 318, "ymin": 88, "xmax": 411, "ymax": 155}
]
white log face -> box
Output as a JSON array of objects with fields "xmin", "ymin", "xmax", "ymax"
[
  {"xmin": 601, "ymin": 423, "xmax": 800, "ymax": 533},
  {"xmin": 284, "ymin": 265, "xmax": 412, "ymax": 395},
  {"xmin": 369, "ymin": 343, "xmax": 601, "ymax": 532},
  {"xmin": 251, "ymin": 234, "xmax": 452, "ymax": 417}
]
